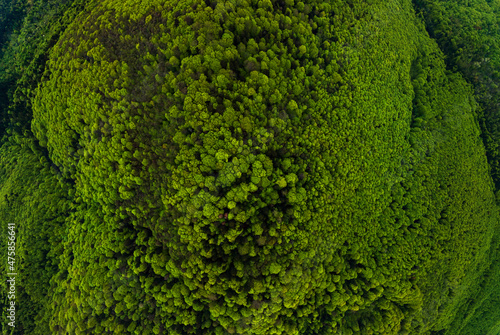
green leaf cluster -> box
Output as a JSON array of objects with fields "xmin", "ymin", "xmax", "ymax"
[{"xmin": 0, "ymin": 0, "xmax": 499, "ymax": 334}]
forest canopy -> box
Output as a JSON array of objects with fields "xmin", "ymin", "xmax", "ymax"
[{"xmin": 1, "ymin": 0, "xmax": 500, "ymax": 334}]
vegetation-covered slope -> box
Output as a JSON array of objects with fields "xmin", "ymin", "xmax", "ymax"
[
  {"xmin": 413, "ymin": 0, "xmax": 500, "ymax": 190},
  {"xmin": 412, "ymin": 0, "xmax": 500, "ymax": 333},
  {"xmin": 0, "ymin": 135, "xmax": 73, "ymax": 335},
  {"xmin": 1, "ymin": 0, "xmax": 499, "ymax": 334}
]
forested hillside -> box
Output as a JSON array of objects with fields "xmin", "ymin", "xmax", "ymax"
[{"xmin": 1, "ymin": 0, "xmax": 499, "ymax": 334}]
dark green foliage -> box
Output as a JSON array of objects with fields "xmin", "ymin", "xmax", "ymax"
[
  {"xmin": 0, "ymin": 135, "xmax": 73, "ymax": 334},
  {"xmin": 0, "ymin": 0, "xmax": 27, "ymax": 53},
  {"xmin": 413, "ymin": 0, "xmax": 500, "ymax": 190},
  {"xmin": 0, "ymin": 0, "xmax": 88, "ymax": 139},
  {"xmin": 0, "ymin": 0, "xmax": 28, "ymax": 137},
  {"xmin": 0, "ymin": 0, "xmax": 499, "ymax": 334}
]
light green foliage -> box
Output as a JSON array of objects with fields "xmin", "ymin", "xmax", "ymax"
[
  {"xmin": 413, "ymin": 0, "xmax": 500, "ymax": 332},
  {"xmin": 0, "ymin": 0, "xmax": 499, "ymax": 334},
  {"xmin": 442, "ymin": 231, "xmax": 500, "ymax": 335}
]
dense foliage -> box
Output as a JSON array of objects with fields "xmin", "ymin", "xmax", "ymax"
[
  {"xmin": 1, "ymin": 0, "xmax": 499, "ymax": 334},
  {"xmin": 412, "ymin": 0, "xmax": 500, "ymax": 332},
  {"xmin": 0, "ymin": 135, "xmax": 73, "ymax": 334},
  {"xmin": 0, "ymin": 0, "xmax": 87, "ymax": 138},
  {"xmin": 413, "ymin": 0, "xmax": 500, "ymax": 190}
]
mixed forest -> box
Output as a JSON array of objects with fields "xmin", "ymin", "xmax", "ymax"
[{"xmin": 1, "ymin": 0, "xmax": 500, "ymax": 334}]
